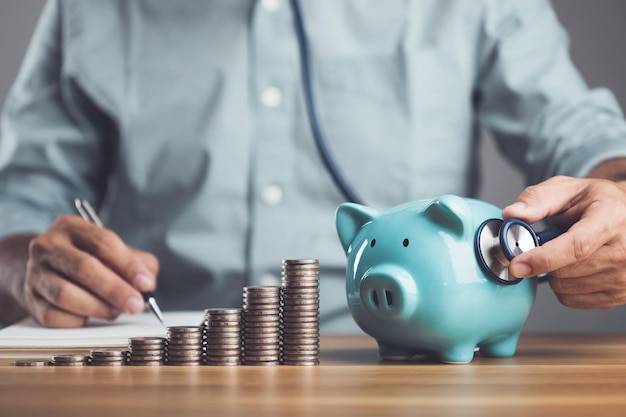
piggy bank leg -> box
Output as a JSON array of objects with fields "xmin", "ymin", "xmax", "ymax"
[
  {"xmin": 439, "ymin": 344, "xmax": 477, "ymax": 364},
  {"xmin": 378, "ymin": 342, "xmax": 414, "ymax": 361},
  {"xmin": 478, "ymin": 332, "xmax": 521, "ymax": 358}
]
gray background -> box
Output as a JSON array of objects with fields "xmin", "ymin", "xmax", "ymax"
[{"xmin": 1, "ymin": 1, "xmax": 625, "ymax": 333}]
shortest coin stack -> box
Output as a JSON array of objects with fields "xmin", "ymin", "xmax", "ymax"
[
  {"xmin": 128, "ymin": 337, "xmax": 166, "ymax": 366},
  {"xmin": 203, "ymin": 308, "xmax": 242, "ymax": 366},
  {"xmin": 90, "ymin": 349, "xmax": 127, "ymax": 366},
  {"xmin": 51, "ymin": 354, "xmax": 89, "ymax": 366},
  {"xmin": 242, "ymin": 286, "xmax": 281, "ymax": 366},
  {"xmin": 12, "ymin": 360, "xmax": 48, "ymax": 367},
  {"xmin": 166, "ymin": 326, "xmax": 205, "ymax": 366}
]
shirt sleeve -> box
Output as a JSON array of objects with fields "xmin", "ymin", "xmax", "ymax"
[
  {"xmin": 476, "ymin": 0, "xmax": 626, "ymax": 185},
  {"xmin": 0, "ymin": 0, "xmax": 113, "ymax": 239}
]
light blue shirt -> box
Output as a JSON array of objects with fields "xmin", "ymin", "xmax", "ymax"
[{"xmin": 2, "ymin": 0, "xmax": 626, "ymax": 331}]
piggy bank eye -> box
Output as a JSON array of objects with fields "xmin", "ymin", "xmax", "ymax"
[
  {"xmin": 403, "ymin": 238, "xmax": 409, "ymax": 247},
  {"xmin": 370, "ymin": 239, "xmax": 376, "ymax": 247}
]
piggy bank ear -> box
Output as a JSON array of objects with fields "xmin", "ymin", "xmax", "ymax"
[
  {"xmin": 336, "ymin": 203, "xmax": 380, "ymax": 253},
  {"xmin": 424, "ymin": 195, "xmax": 471, "ymax": 238}
]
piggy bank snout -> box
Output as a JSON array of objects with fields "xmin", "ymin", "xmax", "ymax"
[{"xmin": 359, "ymin": 267, "xmax": 418, "ymax": 319}]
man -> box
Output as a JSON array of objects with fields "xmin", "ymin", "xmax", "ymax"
[{"xmin": 1, "ymin": 0, "xmax": 626, "ymax": 331}]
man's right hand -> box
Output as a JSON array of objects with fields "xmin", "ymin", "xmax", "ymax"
[{"xmin": 5, "ymin": 215, "xmax": 159, "ymax": 328}]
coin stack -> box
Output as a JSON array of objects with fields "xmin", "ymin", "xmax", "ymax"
[
  {"xmin": 90, "ymin": 349, "xmax": 127, "ymax": 366},
  {"xmin": 50, "ymin": 354, "xmax": 89, "ymax": 366},
  {"xmin": 242, "ymin": 286, "xmax": 281, "ymax": 365},
  {"xmin": 166, "ymin": 326, "xmax": 205, "ymax": 366},
  {"xmin": 12, "ymin": 360, "xmax": 48, "ymax": 367},
  {"xmin": 203, "ymin": 308, "xmax": 242, "ymax": 366},
  {"xmin": 128, "ymin": 337, "xmax": 166, "ymax": 366},
  {"xmin": 280, "ymin": 259, "xmax": 320, "ymax": 365}
]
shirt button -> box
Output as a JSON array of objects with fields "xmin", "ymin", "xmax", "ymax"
[
  {"xmin": 261, "ymin": 185, "xmax": 283, "ymax": 206},
  {"xmin": 261, "ymin": 0, "xmax": 281, "ymax": 12},
  {"xmin": 260, "ymin": 273, "xmax": 280, "ymax": 286},
  {"xmin": 261, "ymin": 86, "xmax": 282, "ymax": 108}
]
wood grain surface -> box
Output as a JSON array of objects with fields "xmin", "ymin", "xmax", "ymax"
[{"xmin": 1, "ymin": 334, "xmax": 626, "ymax": 417}]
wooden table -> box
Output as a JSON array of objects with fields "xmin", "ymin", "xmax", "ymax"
[{"xmin": 1, "ymin": 334, "xmax": 626, "ymax": 417}]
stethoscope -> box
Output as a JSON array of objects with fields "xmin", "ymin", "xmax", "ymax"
[
  {"xmin": 289, "ymin": 0, "xmax": 563, "ymax": 284},
  {"xmin": 475, "ymin": 219, "xmax": 562, "ymax": 285}
]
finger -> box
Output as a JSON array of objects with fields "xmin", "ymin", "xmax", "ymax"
[
  {"xmin": 548, "ymin": 242, "xmax": 624, "ymax": 279},
  {"xmin": 31, "ymin": 269, "xmax": 120, "ymax": 320},
  {"xmin": 128, "ymin": 247, "xmax": 159, "ymax": 292},
  {"xmin": 553, "ymin": 289, "xmax": 626, "ymax": 310},
  {"xmin": 59, "ymin": 216, "xmax": 157, "ymax": 291},
  {"xmin": 25, "ymin": 290, "xmax": 87, "ymax": 328},
  {"xmin": 548, "ymin": 272, "xmax": 626, "ymax": 295},
  {"xmin": 29, "ymin": 236, "xmax": 146, "ymax": 315},
  {"xmin": 509, "ymin": 202, "xmax": 615, "ymax": 277},
  {"xmin": 502, "ymin": 176, "xmax": 586, "ymax": 224}
]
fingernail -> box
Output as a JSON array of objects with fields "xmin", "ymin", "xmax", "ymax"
[
  {"xmin": 125, "ymin": 296, "xmax": 145, "ymax": 315},
  {"xmin": 135, "ymin": 273, "xmax": 154, "ymax": 292},
  {"xmin": 506, "ymin": 202, "xmax": 527, "ymax": 212},
  {"xmin": 511, "ymin": 262, "xmax": 532, "ymax": 278}
]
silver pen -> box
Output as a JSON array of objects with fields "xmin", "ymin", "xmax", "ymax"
[{"xmin": 74, "ymin": 198, "xmax": 166, "ymax": 325}]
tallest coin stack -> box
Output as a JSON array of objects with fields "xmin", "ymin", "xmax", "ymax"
[{"xmin": 280, "ymin": 259, "xmax": 320, "ymax": 365}]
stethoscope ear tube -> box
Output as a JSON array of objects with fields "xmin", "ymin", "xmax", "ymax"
[
  {"xmin": 290, "ymin": 0, "xmax": 364, "ymax": 205},
  {"xmin": 476, "ymin": 218, "xmax": 563, "ymax": 285}
]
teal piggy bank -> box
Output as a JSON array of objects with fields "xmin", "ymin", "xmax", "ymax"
[{"xmin": 336, "ymin": 195, "xmax": 537, "ymax": 364}]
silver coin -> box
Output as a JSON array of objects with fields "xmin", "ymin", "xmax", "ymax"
[
  {"xmin": 166, "ymin": 361, "xmax": 202, "ymax": 366},
  {"xmin": 51, "ymin": 361, "xmax": 86, "ymax": 366},
  {"xmin": 129, "ymin": 348, "xmax": 164, "ymax": 355},
  {"xmin": 167, "ymin": 325, "xmax": 203, "ymax": 332},
  {"xmin": 281, "ymin": 288, "xmax": 320, "ymax": 295},
  {"xmin": 281, "ymin": 360, "xmax": 319, "ymax": 366},
  {"xmin": 281, "ymin": 303, "xmax": 318, "ymax": 309},
  {"xmin": 129, "ymin": 336, "xmax": 166, "ymax": 344},
  {"xmin": 167, "ymin": 333, "xmax": 206, "ymax": 340},
  {"xmin": 205, "ymin": 342, "xmax": 242, "ymax": 349},
  {"xmin": 282, "ymin": 258, "xmax": 319, "ymax": 263},
  {"xmin": 12, "ymin": 360, "xmax": 48, "ymax": 367},
  {"xmin": 166, "ymin": 338, "xmax": 205, "ymax": 346},
  {"xmin": 244, "ymin": 336, "xmax": 281, "ymax": 343},
  {"xmin": 244, "ymin": 355, "xmax": 280, "ymax": 362},
  {"xmin": 204, "ymin": 308, "xmax": 242, "ymax": 316},
  {"xmin": 90, "ymin": 361, "xmax": 126, "ymax": 366},
  {"xmin": 244, "ymin": 360, "xmax": 280, "ymax": 366},
  {"xmin": 129, "ymin": 354, "xmax": 164, "ymax": 361},
  {"xmin": 90, "ymin": 349, "xmax": 127, "ymax": 357},
  {"xmin": 243, "ymin": 297, "xmax": 280, "ymax": 303},
  {"xmin": 243, "ymin": 285, "xmax": 281, "ymax": 293},
  {"xmin": 243, "ymin": 316, "xmax": 280, "ymax": 324},
  {"xmin": 204, "ymin": 320, "xmax": 241, "ymax": 327},
  {"xmin": 90, "ymin": 355, "xmax": 128, "ymax": 362},
  {"xmin": 282, "ymin": 343, "xmax": 320, "ymax": 350},
  {"xmin": 129, "ymin": 361, "xmax": 163, "ymax": 366},
  {"xmin": 205, "ymin": 360, "xmax": 241, "ymax": 366},
  {"xmin": 51, "ymin": 354, "xmax": 89, "ymax": 363},
  {"xmin": 243, "ymin": 304, "xmax": 281, "ymax": 311}
]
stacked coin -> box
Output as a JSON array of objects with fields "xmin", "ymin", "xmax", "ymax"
[
  {"xmin": 203, "ymin": 309, "xmax": 242, "ymax": 366},
  {"xmin": 281, "ymin": 259, "xmax": 320, "ymax": 365},
  {"xmin": 90, "ymin": 349, "xmax": 127, "ymax": 366},
  {"xmin": 51, "ymin": 354, "xmax": 89, "ymax": 366},
  {"xmin": 166, "ymin": 326, "xmax": 205, "ymax": 366},
  {"xmin": 128, "ymin": 337, "xmax": 166, "ymax": 366},
  {"xmin": 242, "ymin": 286, "xmax": 281, "ymax": 365},
  {"xmin": 12, "ymin": 360, "xmax": 48, "ymax": 367}
]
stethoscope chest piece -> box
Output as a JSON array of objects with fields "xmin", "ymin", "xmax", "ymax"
[{"xmin": 475, "ymin": 218, "xmax": 540, "ymax": 285}]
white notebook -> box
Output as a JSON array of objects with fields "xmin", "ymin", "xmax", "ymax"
[{"xmin": 0, "ymin": 311, "xmax": 205, "ymax": 349}]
